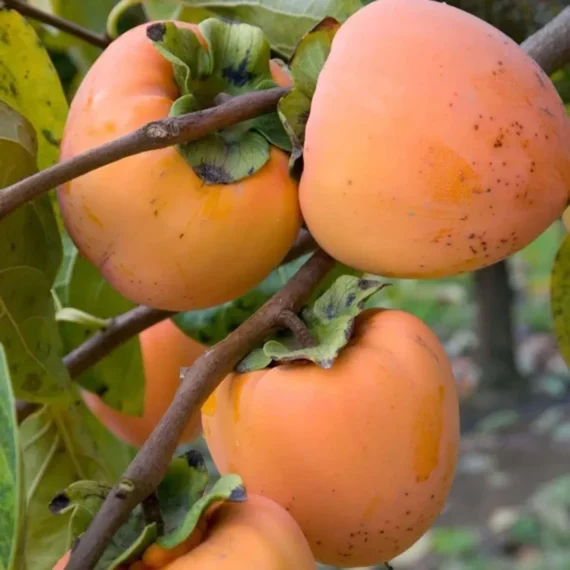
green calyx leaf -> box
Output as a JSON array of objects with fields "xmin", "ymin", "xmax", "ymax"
[
  {"xmin": 49, "ymin": 450, "xmax": 245, "ymax": 566},
  {"xmin": 237, "ymin": 274, "xmax": 389, "ymax": 372},
  {"xmin": 147, "ymin": 18, "xmax": 291, "ymax": 185},
  {"xmin": 278, "ymin": 17, "xmax": 340, "ymax": 176}
]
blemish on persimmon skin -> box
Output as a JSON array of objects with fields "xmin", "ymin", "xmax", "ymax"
[
  {"xmin": 83, "ymin": 205, "xmax": 104, "ymax": 227},
  {"xmin": 413, "ymin": 384, "xmax": 445, "ymax": 483}
]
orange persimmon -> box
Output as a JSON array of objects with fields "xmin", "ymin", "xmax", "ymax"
[
  {"xmin": 202, "ymin": 308, "xmax": 460, "ymax": 567},
  {"xmin": 299, "ymin": 0, "xmax": 570, "ymax": 278},
  {"xmin": 58, "ymin": 21, "xmax": 300, "ymax": 312}
]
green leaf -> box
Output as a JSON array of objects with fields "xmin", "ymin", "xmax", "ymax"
[
  {"xmin": 174, "ymin": 255, "xmax": 360, "ymax": 345},
  {"xmin": 57, "ymin": 255, "xmax": 145, "ymax": 416},
  {"xmin": 20, "ymin": 399, "xmax": 136, "ymax": 570},
  {"xmin": 0, "ymin": 345, "xmax": 22, "ymax": 570},
  {"xmin": 277, "ymin": 17, "xmax": 340, "ymax": 174},
  {"xmin": 157, "ymin": 451, "xmax": 210, "ymax": 536},
  {"xmin": 0, "ymin": 101, "xmax": 68, "ymax": 403},
  {"xmin": 56, "ymin": 308, "xmax": 110, "ymax": 329},
  {"xmin": 148, "ymin": 19, "xmax": 290, "ymax": 183},
  {"xmin": 157, "ymin": 0, "xmax": 373, "ymax": 58},
  {"xmin": 158, "ymin": 473, "xmax": 245, "ymax": 549},
  {"xmin": 551, "ymin": 234, "xmax": 570, "ymax": 369},
  {"xmin": 237, "ymin": 274, "xmax": 388, "ymax": 372},
  {"xmin": 0, "ymin": 9, "xmax": 68, "ymax": 170},
  {"xmin": 48, "ymin": 480, "xmax": 112, "ymax": 546}
]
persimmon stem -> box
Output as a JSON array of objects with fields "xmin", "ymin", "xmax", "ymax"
[
  {"xmin": 16, "ymin": 400, "xmax": 39, "ymax": 424},
  {"xmin": 276, "ymin": 309, "xmax": 317, "ymax": 348},
  {"xmin": 142, "ymin": 493, "xmax": 165, "ymax": 536},
  {"xmin": 0, "ymin": 87, "xmax": 289, "ymax": 222},
  {"xmin": 65, "ymin": 248, "xmax": 335, "ymax": 570},
  {"xmin": 1, "ymin": 0, "xmax": 111, "ymax": 49}
]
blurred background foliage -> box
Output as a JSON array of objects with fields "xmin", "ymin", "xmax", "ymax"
[{"xmin": 25, "ymin": 0, "xmax": 570, "ymax": 568}]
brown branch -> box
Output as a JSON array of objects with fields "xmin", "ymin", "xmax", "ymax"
[
  {"xmin": 65, "ymin": 248, "xmax": 335, "ymax": 570},
  {"xmin": 63, "ymin": 306, "xmax": 173, "ymax": 379},
  {"xmin": 521, "ymin": 6, "xmax": 570, "ymax": 75},
  {"xmin": 282, "ymin": 228, "xmax": 318, "ymax": 264},
  {"xmin": 0, "ymin": 87, "xmax": 289, "ymax": 222},
  {"xmin": 276, "ymin": 309, "xmax": 317, "ymax": 348},
  {"xmin": 2, "ymin": 0, "xmax": 111, "ymax": 49}
]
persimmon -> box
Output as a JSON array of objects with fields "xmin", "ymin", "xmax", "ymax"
[
  {"xmin": 82, "ymin": 319, "xmax": 205, "ymax": 447},
  {"xmin": 52, "ymin": 495, "xmax": 315, "ymax": 569},
  {"xmin": 299, "ymin": 0, "xmax": 570, "ymax": 278},
  {"xmin": 202, "ymin": 308, "xmax": 460, "ymax": 567},
  {"xmin": 57, "ymin": 20, "xmax": 300, "ymax": 312}
]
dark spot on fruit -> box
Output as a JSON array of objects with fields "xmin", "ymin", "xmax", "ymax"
[{"xmin": 347, "ymin": 179, "xmax": 353, "ymax": 185}]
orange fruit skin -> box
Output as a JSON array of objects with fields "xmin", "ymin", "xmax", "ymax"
[
  {"xmin": 82, "ymin": 319, "xmax": 205, "ymax": 448},
  {"xmin": 57, "ymin": 21, "xmax": 300, "ymax": 312},
  {"xmin": 158, "ymin": 494, "xmax": 315, "ymax": 569},
  {"xmin": 202, "ymin": 309, "xmax": 460, "ymax": 567},
  {"xmin": 52, "ymin": 496, "xmax": 314, "ymax": 570},
  {"xmin": 299, "ymin": 0, "xmax": 570, "ymax": 279}
]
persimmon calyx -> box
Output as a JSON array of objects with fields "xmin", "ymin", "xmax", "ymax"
[
  {"xmin": 147, "ymin": 19, "xmax": 291, "ymax": 185},
  {"xmin": 277, "ymin": 17, "xmax": 340, "ymax": 176},
  {"xmin": 48, "ymin": 450, "xmax": 246, "ymax": 569},
  {"xmin": 236, "ymin": 274, "xmax": 390, "ymax": 372}
]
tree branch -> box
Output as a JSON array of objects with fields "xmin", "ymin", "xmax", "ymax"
[
  {"xmin": 2, "ymin": 0, "xmax": 111, "ymax": 49},
  {"xmin": 0, "ymin": 87, "xmax": 289, "ymax": 222},
  {"xmin": 276, "ymin": 309, "xmax": 317, "ymax": 348},
  {"xmin": 63, "ymin": 306, "xmax": 173, "ymax": 379},
  {"xmin": 282, "ymin": 228, "xmax": 318, "ymax": 264},
  {"xmin": 521, "ymin": 6, "xmax": 570, "ymax": 75},
  {"xmin": 65, "ymin": 248, "xmax": 335, "ymax": 570}
]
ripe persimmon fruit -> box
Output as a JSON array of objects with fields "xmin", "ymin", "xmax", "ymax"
[
  {"xmin": 299, "ymin": 0, "xmax": 570, "ymax": 278},
  {"xmin": 52, "ymin": 495, "xmax": 315, "ymax": 569},
  {"xmin": 58, "ymin": 20, "xmax": 300, "ymax": 312},
  {"xmin": 82, "ymin": 319, "xmax": 205, "ymax": 447},
  {"xmin": 202, "ymin": 308, "xmax": 460, "ymax": 567}
]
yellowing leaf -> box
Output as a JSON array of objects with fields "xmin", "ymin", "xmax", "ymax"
[
  {"xmin": 551, "ymin": 234, "xmax": 570, "ymax": 369},
  {"xmin": 0, "ymin": 9, "xmax": 68, "ymax": 170}
]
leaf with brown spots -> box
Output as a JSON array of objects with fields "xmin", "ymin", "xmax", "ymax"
[
  {"xmin": 0, "ymin": 9, "xmax": 68, "ymax": 170},
  {"xmin": 0, "ymin": 101, "xmax": 68, "ymax": 402}
]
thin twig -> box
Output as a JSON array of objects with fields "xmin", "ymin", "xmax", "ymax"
[
  {"xmin": 65, "ymin": 249, "xmax": 335, "ymax": 570},
  {"xmin": 521, "ymin": 6, "xmax": 570, "ymax": 75},
  {"xmin": 0, "ymin": 87, "xmax": 289, "ymax": 222},
  {"xmin": 276, "ymin": 309, "xmax": 317, "ymax": 348},
  {"xmin": 63, "ymin": 306, "xmax": 173, "ymax": 379},
  {"xmin": 2, "ymin": 0, "xmax": 111, "ymax": 49},
  {"xmin": 282, "ymin": 229, "xmax": 318, "ymax": 264}
]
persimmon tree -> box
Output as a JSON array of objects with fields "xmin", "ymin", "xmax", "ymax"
[{"xmin": 0, "ymin": 1, "xmax": 569, "ymax": 570}]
